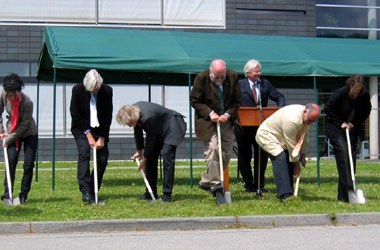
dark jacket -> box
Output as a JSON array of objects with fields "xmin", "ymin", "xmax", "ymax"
[
  {"xmin": 190, "ymin": 68, "xmax": 242, "ymax": 141},
  {"xmin": 239, "ymin": 78, "xmax": 285, "ymax": 108},
  {"xmin": 133, "ymin": 101, "xmax": 186, "ymax": 158},
  {"xmin": 70, "ymin": 83, "xmax": 113, "ymax": 141},
  {"xmin": 325, "ymin": 86, "xmax": 371, "ymax": 141}
]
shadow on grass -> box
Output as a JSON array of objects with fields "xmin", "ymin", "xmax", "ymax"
[
  {"xmin": 99, "ymin": 169, "xmax": 378, "ymax": 203},
  {"xmin": 2, "ymin": 206, "xmax": 42, "ymax": 218},
  {"xmin": 29, "ymin": 197, "xmax": 70, "ymax": 203},
  {"xmin": 103, "ymin": 177, "xmax": 146, "ymax": 187},
  {"xmin": 298, "ymin": 195, "xmax": 336, "ymax": 202}
]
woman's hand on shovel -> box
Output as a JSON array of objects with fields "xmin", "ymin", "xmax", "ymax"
[
  {"xmin": 132, "ymin": 150, "xmax": 146, "ymax": 172},
  {"xmin": 0, "ymin": 133, "xmax": 7, "ymax": 141},
  {"xmin": 138, "ymin": 160, "xmax": 147, "ymax": 173},
  {"xmin": 86, "ymin": 132, "xmax": 96, "ymax": 148}
]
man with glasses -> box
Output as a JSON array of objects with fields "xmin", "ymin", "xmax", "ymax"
[
  {"xmin": 190, "ymin": 59, "xmax": 242, "ymax": 198},
  {"xmin": 235, "ymin": 59, "xmax": 285, "ymax": 194},
  {"xmin": 255, "ymin": 103, "xmax": 320, "ymax": 201}
]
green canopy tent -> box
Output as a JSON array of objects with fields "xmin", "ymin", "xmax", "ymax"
[
  {"xmin": 37, "ymin": 26, "xmax": 380, "ymax": 189},
  {"xmin": 38, "ymin": 26, "xmax": 380, "ymax": 80}
]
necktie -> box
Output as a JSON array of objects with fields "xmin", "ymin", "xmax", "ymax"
[
  {"xmin": 252, "ymin": 83, "xmax": 258, "ymax": 104},
  {"xmin": 292, "ymin": 125, "xmax": 306, "ymax": 158},
  {"xmin": 90, "ymin": 93, "xmax": 99, "ymax": 128},
  {"xmin": 217, "ymin": 85, "xmax": 224, "ymax": 114}
]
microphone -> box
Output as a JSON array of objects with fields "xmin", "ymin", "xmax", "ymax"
[{"xmin": 257, "ymin": 79, "xmax": 262, "ymax": 111}]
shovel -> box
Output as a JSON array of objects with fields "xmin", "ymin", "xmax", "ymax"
[
  {"xmin": 346, "ymin": 128, "xmax": 365, "ymax": 204},
  {"xmin": 294, "ymin": 175, "xmax": 300, "ymax": 197},
  {"xmin": 3, "ymin": 146, "xmax": 20, "ymax": 207},
  {"xmin": 89, "ymin": 147, "xmax": 105, "ymax": 206},
  {"xmin": 216, "ymin": 123, "xmax": 228, "ymax": 205},
  {"xmin": 294, "ymin": 159, "xmax": 305, "ymax": 197},
  {"xmin": 136, "ymin": 159, "xmax": 158, "ymax": 202}
]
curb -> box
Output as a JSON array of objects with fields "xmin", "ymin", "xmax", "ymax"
[{"xmin": 1, "ymin": 212, "xmax": 380, "ymax": 234}]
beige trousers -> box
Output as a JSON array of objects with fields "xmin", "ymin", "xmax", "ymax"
[{"xmin": 200, "ymin": 122, "xmax": 234, "ymax": 188}]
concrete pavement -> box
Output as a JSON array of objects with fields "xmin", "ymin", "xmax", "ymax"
[{"xmin": 1, "ymin": 212, "xmax": 380, "ymax": 235}]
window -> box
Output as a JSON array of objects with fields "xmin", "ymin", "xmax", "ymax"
[
  {"xmin": 316, "ymin": 1, "xmax": 380, "ymax": 39},
  {"xmin": 0, "ymin": 0, "xmax": 225, "ymax": 28}
]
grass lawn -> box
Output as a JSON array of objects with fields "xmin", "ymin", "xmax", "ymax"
[{"xmin": 0, "ymin": 159, "xmax": 379, "ymax": 222}]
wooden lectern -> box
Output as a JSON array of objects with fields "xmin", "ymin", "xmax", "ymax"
[{"xmin": 238, "ymin": 107, "xmax": 280, "ymax": 126}]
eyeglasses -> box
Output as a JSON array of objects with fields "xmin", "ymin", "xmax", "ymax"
[{"xmin": 211, "ymin": 73, "xmax": 226, "ymax": 80}]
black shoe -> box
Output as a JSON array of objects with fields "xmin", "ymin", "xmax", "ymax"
[
  {"xmin": 1, "ymin": 193, "xmax": 9, "ymax": 201},
  {"xmin": 19, "ymin": 196, "xmax": 27, "ymax": 204},
  {"xmin": 245, "ymin": 186, "xmax": 255, "ymax": 193},
  {"xmin": 82, "ymin": 191, "xmax": 92, "ymax": 202},
  {"xmin": 163, "ymin": 193, "xmax": 172, "ymax": 202},
  {"xmin": 338, "ymin": 197, "xmax": 349, "ymax": 203},
  {"xmin": 198, "ymin": 183, "xmax": 213, "ymax": 196},
  {"xmin": 138, "ymin": 192, "xmax": 157, "ymax": 200},
  {"xmin": 280, "ymin": 193, "xmax": 292, "ymax": 202},
  {"xmin": 210, "ymin": 184, "xmax": 223, "ymax": 196}
]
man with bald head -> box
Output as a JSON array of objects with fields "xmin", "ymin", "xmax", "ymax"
[
  {"xmin": 190, "ymin": 59, "xmax": 242, "ymax": 197},
  {"xmin": 255, "ymin": 103, "xmax": 320, "ymax": 201}
]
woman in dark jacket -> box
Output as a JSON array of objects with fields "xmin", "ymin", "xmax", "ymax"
[
  {"xmin": 325, "ymin": 74, "xmax": 371, "ymax": 202},
  {"xmin": 0, "ymin": 73, "xmax": 38, "ymax": 204}
]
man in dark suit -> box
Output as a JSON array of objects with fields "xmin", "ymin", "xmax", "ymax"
[
  {"xmin": 70, "ymin": 69, "xmax": 113, "ymax": 203},
  {"xmin": 116, "ymin": 101, "xmax": 186, "ymax": 202},
  {"xmin": 236, "ymin": 59, "xmax": 285, "ymax": 193},
  {"xmin": 190, "ymin": 59, "xmax": 241, "ymax": 197}
]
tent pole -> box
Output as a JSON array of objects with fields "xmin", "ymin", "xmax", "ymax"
[
  {"xmin": 52, "ymin": 67, "xmax": 56, "ymax": 191},
  {"xmin": 368, "ymin": 3, "xmax": 379, "ymax": 159},
  {"xmin": 35, "ymin": 79, "xmax": 40, "ymax": 182},
  {"xmin": 188, "ymin": 73, "xmax": 193, "ymax": 188},
  {"xmin": 314, "ymin": 76, "xmax": 320, "ymax": 187}
]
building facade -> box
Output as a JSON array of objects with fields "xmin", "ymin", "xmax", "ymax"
[{"xmin": 0, "ymin": 0, "xmax": 377, "ymax": 161}]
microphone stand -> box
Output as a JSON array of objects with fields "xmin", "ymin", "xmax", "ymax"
[{"xmin": 256, "ymin": 80, "xmax": 263, "ymax": 198}]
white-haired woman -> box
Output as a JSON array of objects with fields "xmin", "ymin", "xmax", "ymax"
[{"xmin": 70, "ymin": 69, "xmax": 113, "ymax": 203}]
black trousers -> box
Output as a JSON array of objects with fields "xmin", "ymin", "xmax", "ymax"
[
  {"xmin": 329, "ymin": 132, "xmax": 357, "ymax": 202},
  {"xmin": 3, "ymin": 134, "xmax": 38, "ymax": 199},
  {"xmin": 269, "ymin": 150, "xmax": 294, "ymax": 199},
  {"xmin": 145, "ymin": 141, "xmax": 177, "ymax": 195},
  {"xmin": 235, "ymin": 126, "xmax": 268, "ymax": 190},
  {"xmin": 75, "ymin": 134, "xmax": 109, "ymax": 194}
]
